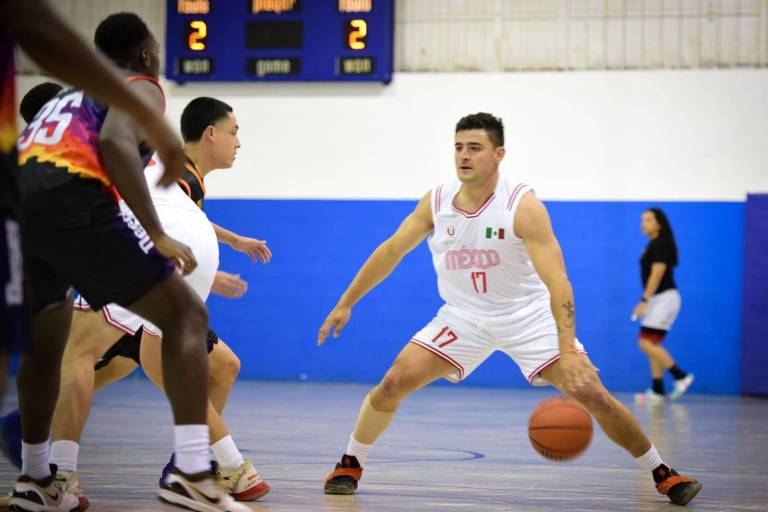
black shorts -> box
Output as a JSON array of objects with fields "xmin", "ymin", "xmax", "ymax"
[
  {"xmin": 0, "ymin": 214, "xmax": 30, "ymax": 352},
  {"xmin": 20, "ymin": 176, "xmax": 174, "ymax": 314},
  {"xmin": 94, "ymin": 326, "xmax": 220, "ymax": 370}
]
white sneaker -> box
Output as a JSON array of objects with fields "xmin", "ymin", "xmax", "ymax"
[
  {"xmin": 159, "ymin": 465, "xmax": 250, "ymax": 512},
  {"xmin": 54, "ymin": 471, "xmax": 89, "ymax": 511},
  {"xmin": 10, "ymin": 465, "xmax": 80, "ymax": 511},
  {"xmin": 670, "ymin": 374, "xmax": 694, "ymax": 401},
  {"xmin": 634, "ymin": 388, "xmax": 665, "ymax": 405},
  {"xmin": 219, "ymin": 459, "xmax": 270, "ymax": 501}
]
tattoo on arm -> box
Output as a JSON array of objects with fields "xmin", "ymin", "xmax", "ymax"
[{"xmin": 561, "ymin": 300, "xmax": 575, "ymax": 329}]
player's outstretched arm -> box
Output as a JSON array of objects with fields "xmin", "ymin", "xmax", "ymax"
[
  {"xmin": 212, "ymin": 223, "xmax": 271, "ymax": 264},
  {"xmin": 317, "ymin": 191, "xmax": 434, "ymax": 346},
  {"xmin": 515, "ymin": 192, "xmax": 596, "ymax": 392},
  {"xmin": 100, "ymin": 80, "xmax": 195, "ymax": 275},
  {"xmin": 2, "ymin": 0, "xmax": 185, "ymax": 182}
]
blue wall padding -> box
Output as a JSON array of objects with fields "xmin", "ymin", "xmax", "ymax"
[
  {"xmin": 204, "ymin": 199, "xmax": 744, "ymax": 394},
  {"xmin": 741, "ymin": 194, "xmax": 768, "ymax": 396}
]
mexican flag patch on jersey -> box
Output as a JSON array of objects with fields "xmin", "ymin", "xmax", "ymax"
[{"xmin": 485, "ymin": 227, "xmax": 505, "ymax": 239}]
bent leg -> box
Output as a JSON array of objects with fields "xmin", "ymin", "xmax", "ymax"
[
  {"xmin": 18, "ymin": 296, "xmax": 74, "ymax": 445},
  {"xmin": 52, "ymin": 311, "xmax": 126, "ymax": 444},
  {"xmin": 325, "ymin": 342, "xmax": 456, "ymax": 495},
  {"xmin": 207, "ymin": 340, "xmax": 240, "ymax": 414},
  {"xmin": 94, "ymin": 356, "xmax": 139, "ymax": 391},
  {"xmin": 139, "ymin": 333, "xmax": 230, "ymax": 443},
  {"xmin": 356, "ymin": 343, "xmax": 456, "ymax": 444},
  {"xmin": 541, "ymin": 355, "xmax": 651, "ymax": 457},
  {"xmin": 638, "ymin": 338, "xmax": 674, "ymax": 371},
  {"xmin": 126, "ymin": 273, "xmax": 209, "ymax": 426}
]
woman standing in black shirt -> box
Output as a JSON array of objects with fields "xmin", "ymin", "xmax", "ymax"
[{"xmin": 633, "ymin": 208, "xmax": 694, "ymax": 404}]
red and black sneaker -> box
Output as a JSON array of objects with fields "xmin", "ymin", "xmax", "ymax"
[
  {"xmin": 323, "ymin": 455, "xmax": 363, "ymax": 495},
  {"xmin": 655, "ymin": 467, "xmax": 702, "ymax": 506}
]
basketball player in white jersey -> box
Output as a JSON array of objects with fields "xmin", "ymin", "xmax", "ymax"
[
  {"xmin": 44, "ymin": 97, "xmax": 271, "ymax": 508},
  {"xmin": 318, "ymin": 113, "xmax": 701, "ymax": 506}
]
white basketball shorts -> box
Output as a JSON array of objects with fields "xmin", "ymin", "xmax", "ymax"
[
  {"xmin": 640, "ymin": 288, "xmax": 681, "ymax": 341},
  {"xmin": 410, "ymin": 301, "xmax": 586, "ymax": 386}
]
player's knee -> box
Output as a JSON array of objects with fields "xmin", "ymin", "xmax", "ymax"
[
  {"xmin": 378, "ymin": 366, "xmax": 418, "ymax": 401},
  {"xmin": 162, "ymin": 294, "xmax": 208, "ymax": 337},
  {"xmin": 572, "ymin": 384, "xmax": 613, "ymax": 415},
  {"xmin": 218, "ymin": 351, "xmax": 240, "ymax": 383}
]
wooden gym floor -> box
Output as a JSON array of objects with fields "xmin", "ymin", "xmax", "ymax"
[{"xmin": 0, "ymin": 380, "xmax": 765, "ymax": 511}]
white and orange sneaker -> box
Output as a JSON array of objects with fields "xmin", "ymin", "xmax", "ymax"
[
  {"xmin": 10, "ymin": 465, "xmax": 79, "ymax": 511},
  {"xmin": 159, "ymin": 464, "xmax": 250, "ymax": 512},
  {"xmin": 219, "ymin": 460, "xmax": 270, "ymax": 501},
  {"xmin": 54, "ymin": 471, "xmax": 88, "ymax": 511}
]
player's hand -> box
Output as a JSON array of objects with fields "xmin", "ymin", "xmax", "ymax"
[
  {"xmin": 317, "ymin": 306, "xmax": 351, "ymax": 346},
  {"xmin": 231, "ymin": 235, "xmax": 272, "ymax": 264},
  {"xmin": 211, "ymin": 271, "xmax": 248, "ymax": 298},
  {"xmin": 153, "ymin": 233, "xmax": 197, "ymax": 276},
  {"xmin": 631, "ymin": 301, "xmax": 647, "ymax": 322},
  {"xmin": 557, "ymin": 351, "xmax": 599, "ymax": 394},
  {"xmin": 143, "ymin": 116, "xmax": 186, "ymax": 188}
]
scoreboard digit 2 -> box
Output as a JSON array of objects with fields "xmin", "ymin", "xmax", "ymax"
[{"xmin": 167, "ymin": 0, "xmax": 395, "ymax": 83}]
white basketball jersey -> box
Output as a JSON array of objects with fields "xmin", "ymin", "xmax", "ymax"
[
  {"xmin": 143, "ymin": 155, "xmax": 202, "ymax": 213},
  {"xmin": 120, "ymin": 155, "xmax": 219, "ymax": 302},
  {"xmin": 428, "ymin": 175, "xmax": 550, "ymax": 316}
]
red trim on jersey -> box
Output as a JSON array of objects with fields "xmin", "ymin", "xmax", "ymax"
[
  {"xmin": 410, "ymin": 339, "xmax": 465, "ymax": 379},
  {"xmin": 527, "ymin": 349, "xmax": 588, "ymax": 384},
  {"xmin": 126, "ymin": 75, "xmax": 166, "ymax": 111},
  {"xmin": 73, "ymin": 298, "xmax": 91, "ymax": 312},
  {"xmin": 434, "ymin": 185, "xmax": 443, "ymax": 213},
  {"xmin": 452, "ymin": 193, "xmax": 495, "ymax": 218},
  {"xmin": 506, "ymin": 183, "xmax": 526, "ymax": 211}
]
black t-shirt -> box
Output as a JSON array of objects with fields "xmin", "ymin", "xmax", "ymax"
[{"xmin": 640, "ymin": 237, "xmax": 677, "ymax": 294}]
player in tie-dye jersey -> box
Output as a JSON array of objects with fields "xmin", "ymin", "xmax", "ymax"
[
  {"xmin": 7, "ymin": 9, "xmax": 247, "ymax": 512},
  {"xmin": 1, "ymin": 4, "xmax": 190, "ymax": 508}
]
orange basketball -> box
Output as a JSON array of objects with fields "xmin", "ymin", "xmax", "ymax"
[{"xmin": 528, "ymin": 396, "xmax": 593, "ymax": 461}]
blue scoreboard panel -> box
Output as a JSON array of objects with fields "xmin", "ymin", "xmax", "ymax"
[{"xmin": 166, "ymin": 0, "xmax": 395, "ymax": 83}]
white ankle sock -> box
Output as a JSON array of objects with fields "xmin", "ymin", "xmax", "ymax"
[
  {"xmin": 345, "ymin": 434, "xmax": 372, "ymax": 467},
  {"xmin": 635, "ymin": 445, "xmax": 665, "ymax": 471},
  {"xmin": 50, "ymin": 440, "xmax": 79, "ymax": 474},
  {"xmin": 174, "ymin": 425, "xmax": 210, "ymax": 474},
  {"xmin": 21, "ymin": 440, "xmax": 50, "ymax": 480},
  {"xmin": 211, "ymin": 435, "xmax": 244, "ymax": 469}
]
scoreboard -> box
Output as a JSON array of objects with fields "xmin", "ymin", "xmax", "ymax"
[{"xmin": 166, "ymin": 0, "xmax": 395, "ymax": 83}]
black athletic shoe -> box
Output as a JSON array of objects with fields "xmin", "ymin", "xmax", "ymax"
[
  {"xmin": 656, "ymin": 467, "xmax": 702, "ymax": 506},
  {"xmin": 323, "ymin": 455, "xmax": 362, "ymax": 495}
]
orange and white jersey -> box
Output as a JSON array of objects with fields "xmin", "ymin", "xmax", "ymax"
[{"xmin": 428, "ymin": 175, "xmax": 549, "ymax": 316}]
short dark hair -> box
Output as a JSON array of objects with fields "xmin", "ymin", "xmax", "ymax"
[
  {"xmin": 647, "ymin": 208, "xmax": 679, "ymax": 266},
  {"xmin": 180, "ymin": 97, "xmax": 234, "ymax": 143},
  {"xmin": 455, "ymin": 113, "xmax": 504, "ymax": 147},
  {"xmin": 94, "ymin": 12, "xmax": 151, "ymax": 63},
  {"xmin": 20, "ymin": 82, "xmax": 63, "ymax": 124}
]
